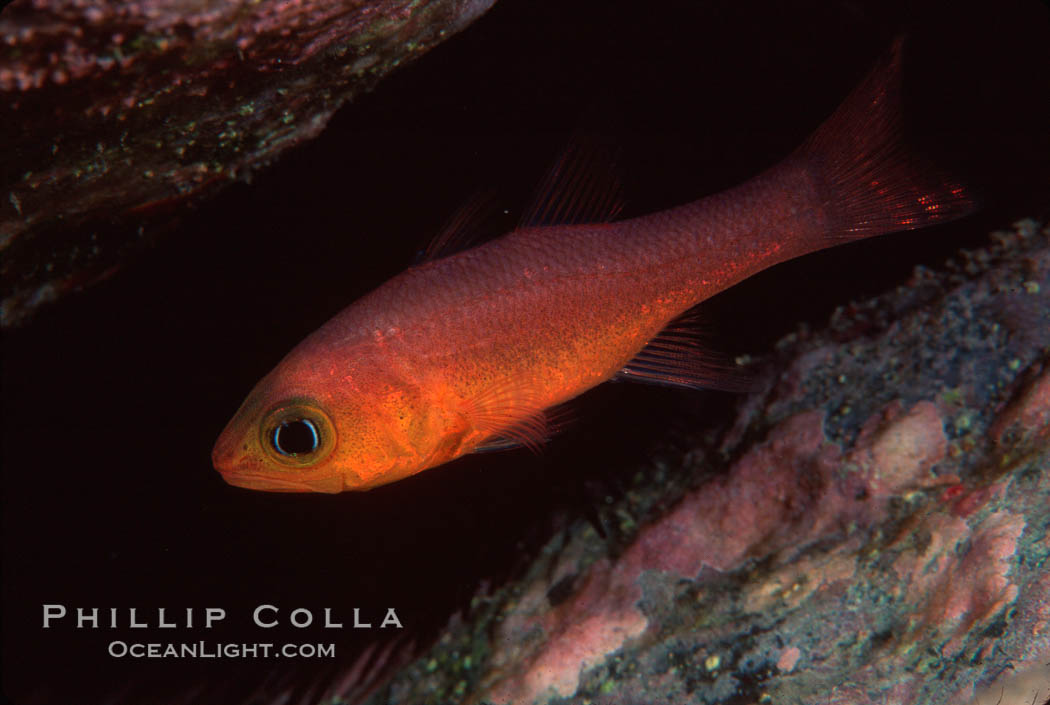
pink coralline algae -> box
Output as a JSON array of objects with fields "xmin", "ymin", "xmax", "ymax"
[
  {"xmin": 846, "ymin": 400, "xmax": 951, "ymax": 496},
  {"xmin": 373, "ymin": 220, "xmax": 1050, "ymax": 705},
  {"xmin": 480, "ymin": 399, "xmax": 959, "ymax": 704},
  {"xmin": 0, "ymin": 0, "xmax": 496, "ymax": 326},
  {"xmin": 775, "ymin": 646, "xmax": 801, "ymax": 674},
  {"xmin": 909, "ymin": 510, "xmax": 1024, "ymax": 658}
]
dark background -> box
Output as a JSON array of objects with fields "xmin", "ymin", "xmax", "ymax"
[{"xmin": 3, "ymin": 0, "xmax": 1049, "ymax": 702}]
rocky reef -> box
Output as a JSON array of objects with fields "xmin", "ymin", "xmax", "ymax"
[
  {"xmin": 367, "ymin": 219, "xmax": 1050, "ymax": 705},
  {"xmin": 0, "ymin": 0, "xmax": 495, "ymax": 327}
]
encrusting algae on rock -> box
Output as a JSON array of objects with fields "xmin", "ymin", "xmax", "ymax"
[{"xmin": 0, "ymin": 0, "xmax": 499, "ymax": 327}]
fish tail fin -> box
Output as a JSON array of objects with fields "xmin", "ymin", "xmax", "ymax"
[{"xmin": 797, "ymin": 35, "xmax": 976, "ymax": 241}]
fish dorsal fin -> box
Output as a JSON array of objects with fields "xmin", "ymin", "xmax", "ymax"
[
  {"xmin": 616, "ymin": 310, "xmax": 752, "ymax": 392},
  {"xmin": 462, "ymin": 380, "xmax": 549, "ymax": 454},
  {"xmin": 417, "ymin": 192, "xmax": 500, "ymax": 263},
  {"xmin": 520, "ymin": 135, "xmax": 625, "ymax": 227}
]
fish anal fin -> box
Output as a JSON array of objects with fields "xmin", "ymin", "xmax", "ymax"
[
  {"xmin": 617, "ymin": 311, "xmax": 753, "ymax": 393},
  {"xmin": 417, "ymin": 191, "xmax": 501, "ymax": 263},
  {"xmin": 462, "ymin": 381, "xmax": 549, "ymax": 454},
  {"xmin": 520, "ymin": 134, "xmax": 625, "ymax": 228}
]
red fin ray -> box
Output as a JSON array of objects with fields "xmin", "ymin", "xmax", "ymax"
[
  {"xmin": 617, "ymin": 310, "xmax": 752, "ymax": 392},
  {"xmin": 474, "ymin": 401, "xmax": 575, "ymax": 453},
  {"xmin": 798, "ymin": 35, "xmax": 976, "ymax": 240},
  {"xmin": 462, "ymin": 380, "xmax": 550, "ymax": 453},
  {"xmin": 417, "ymin": 191, "xmax": 501, "ymax": 263},
  {"xmin": 520, "ymin": 135, "xmax": 625, "ymax": 227},
  {"xmin": 475, "ymin": 414, "xmax": 549, "ymax": 454},
  {"xmin": 473, "ymin": 436, "xmax": 533, "ymax": 453}
]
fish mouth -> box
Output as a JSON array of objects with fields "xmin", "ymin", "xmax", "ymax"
[
  {"xmin": 219, "ymin": 472, "xmax": 344, "ymax": 494},
  {"xmin": 212, "ymin": 406, "xmax": 344, "ymax": 493}
]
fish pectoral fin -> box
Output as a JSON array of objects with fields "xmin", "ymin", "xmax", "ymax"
[
  {"xmin": 618, "ymin": 310, "xmax": 753, "ymax": 393},
  {"xmin": 462, "ymin": 381, "xmax": 550, "ymax": 454},
  {"xmin": 473, "ymin": 414, "xmax": 547, "ymax": 454},
  {"xmin": 473, "ymin": 400, "xmax": 575, "ymax": 453}
]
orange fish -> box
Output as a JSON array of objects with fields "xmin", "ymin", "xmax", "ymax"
[{"xmin": 213, "ymin": 40, "xmax": 973, "ymax": 492}]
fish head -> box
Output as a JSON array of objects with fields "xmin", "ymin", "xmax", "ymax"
[{"xmin": 212, "ymin": 347, "xmax": 422, "ymax": 493}]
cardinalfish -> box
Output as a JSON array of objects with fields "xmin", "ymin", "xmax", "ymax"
[{"xmin": 213, "ymin": 39, "xmax": 974, "ymax": 493}]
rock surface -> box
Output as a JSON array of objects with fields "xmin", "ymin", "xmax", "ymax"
[
  {"xmin": 365, "ymin": 219, "xmax": 1050, "ymax": 705},
  {"xmin": 0, "ymin": 0, "xmax": 495, "ymax": 327}
]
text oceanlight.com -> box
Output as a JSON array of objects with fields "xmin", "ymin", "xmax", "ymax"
[{"xmin": 107, "ymin": 641, "xmax": 335, "ymax": 659}]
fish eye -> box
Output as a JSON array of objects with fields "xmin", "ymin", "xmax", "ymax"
[
  {"xmin": 261, "ymin": 402, "xmax": 335, "ymax": 467},
  {"xmin": 272, "ymin": 419, "xmax": 319, "ymax": 456}
]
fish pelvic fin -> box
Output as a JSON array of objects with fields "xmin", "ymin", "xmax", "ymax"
[{"xmin": 797, "ymin": 35, "xmax": 977, "ymax": 241}]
